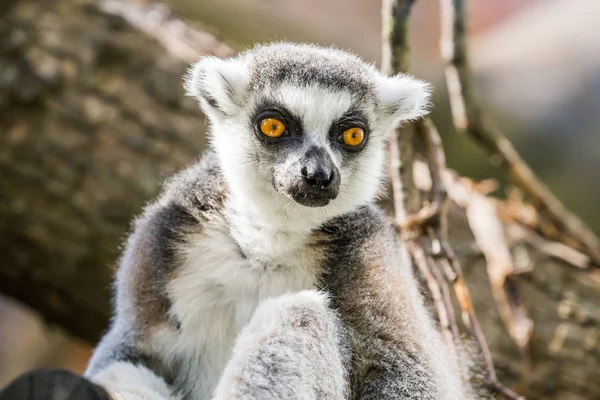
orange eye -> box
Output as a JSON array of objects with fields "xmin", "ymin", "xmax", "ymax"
[
  {"xmin": 260, "ymin": 118, "xmax": 286, "ymax": 138},
  {"xmin": 342, "ymin": 127, "xmax": 365, "ymax": 147}
]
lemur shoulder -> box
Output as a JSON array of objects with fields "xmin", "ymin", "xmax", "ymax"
[{"xmin": 85, "ymin": 42, "xmax": 475, "ymax": 400}]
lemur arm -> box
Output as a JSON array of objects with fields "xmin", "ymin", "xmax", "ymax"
[
  {"xmin": 87, "ymin": 344, "xmax": 178, "ymax": 400},
  {"xmin": 85, "ymin": 160, "xmax": 218, "ymax": 399},
  {"xmin": 212, "ymin": 291, "xmax": 349, "ymax": 400},
  {"xmin": 84, "ymin": 202, "xmax": 193, "ymax": 400},
  {"xmin": 321, "ymin": 205, "xmax": 466, "ymax": 400}
]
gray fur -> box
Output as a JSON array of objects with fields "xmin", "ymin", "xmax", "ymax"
[
  {"xmin": 86, "ymin": 42, "xmax": 472, "ymax": 400},
  {"xmin": 247, "ymin": 43, "xmax": 375, "ymax": 97},
  {"xmin": 212, "ymin": 291, "xmax": 350, "ymax": 400},
  {"xmin": 319, "ymin": 206, "xmax": 444, "ymax": 399}
]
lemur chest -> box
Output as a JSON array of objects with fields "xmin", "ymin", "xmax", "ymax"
[{"xmin": 164, "ymin": 215, "xmax": 323, "ymax": 398}]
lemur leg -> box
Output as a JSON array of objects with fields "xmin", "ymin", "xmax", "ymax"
[
  {"xmin": 84, "ymin": 329, "xmax": 180, "ymax": 400},
  {"xmin": 90, "ymin": 362, "xmax": 177, "ymax": 400},
  {"xmin": 212, "ymin": 290, "xmax": 349, "ymax": 400}
]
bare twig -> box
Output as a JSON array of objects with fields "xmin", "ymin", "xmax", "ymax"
[
  {"xmin": 408, "ymin": 238, "xmax": 459, "ymax": 346},
  {"xmin": 419, "ymin": 122, "xmax": 524, "ymax": 399},
  {"xmin": 382, "ymin": 1, "xmax": 526, "ymax": 398},
  {"xmin": 388, "ymin": 128, "xmax": 407, "ymax": 223},
  {"xmin": 381, "ymin": 0, "xmax": 415, "ymax": 76},
  {"xmin": 414, "ymin": 151, "xmax": 536, "ymax": 388},
  {"xmin": 439, "ymin": 0, "xmax": 600, "ymax": 267},
  {"xmin": 97, "ymin": 0, "xmax": 233, "ymax": 62},
  {"xmin": 465, "ymin": 188, "xmax": 533, "ymax": 382},
  {"xmin": 467, "ymin": 195, "xmax": 533, "ymax": 345},
  {"xmin": 410, "ymin": 116, "xmax": 526, "ymax": 400},
  {"xmin": 382, "ymin": 0, "xmax": 419, "ymax": 219},
  {"xmin": 382, "ymin": 0, "xmax": 461, "ymax": 366},
  {"xmin": 507, "ymin": 224, "xmax": 590, "ymax": 269},
  {"xmin": 401, "ymin": 119, "xmax": 447, "ymax": 231},
  {"xmin": 412, "ymin": 161, "xmax": 592, "ymax": 271}
]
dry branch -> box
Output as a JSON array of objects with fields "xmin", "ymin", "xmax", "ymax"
[
  {"xmin": 506, "ymin": 224, "xmax": 590, "ymax": 269},
  {"xmin": 382, "ymin": 1, "xmax": 527, "ymax": 398},
  {"xmin": 410, "ymin": 122, "xmax": 525, "ymax": 400},
  {"xmin": 466, "ymin": 195, "xmax": 533, "ymax": 353},
  {"xmin": 439, "ymin": 0, "xmax": 600, "ymax": 267},
  {"xmin": 381, "ymin": 0, "xmax": 419, "ymax": 219},
  {"xmin": 98, "ymin": 0, "xmax": 232, "ymax": 63},
  {"xmin": 412, "ymin": 162, "xmax": 591, "ymax": 269}
]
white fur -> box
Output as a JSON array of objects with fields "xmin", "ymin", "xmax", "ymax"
[
  {"xmin": 91, "ymin": 362, "xmax": 179, "ymax": 400},
  {"xmin": 185, "ymin": 50, "xmax": 430, "ymax": 236},
  {"xmin": 375, "ymin": 73, "xmax": 432, "ymax": 122},
  {"xmin": 147, "ymin": 212, "xmax": 322, "ymax": 399},
  {"xmin": 210, "ymin": 83, "xmax": 388, "ymax": 237},
  {"xmin": 184, "ymin": 55, "xmax": 250, "ymax": 118}
]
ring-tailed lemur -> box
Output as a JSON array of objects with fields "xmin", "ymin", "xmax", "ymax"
[{"xmin": 85, "ymin": 42, "xmax": 473, "ymax": 400}]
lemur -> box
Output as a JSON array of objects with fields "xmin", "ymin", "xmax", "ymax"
[{"xmin": 85, "ymin": 42, "xmax": 474, "ymax": 400}]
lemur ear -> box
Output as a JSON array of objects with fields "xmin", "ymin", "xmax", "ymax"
[
  {"xmin": 375, "ymin": 74, "xmax": 431, "ymax": 125},
  {"xmin": 184, "ymin": 55, "xmax": 249, "ymax": 118}
]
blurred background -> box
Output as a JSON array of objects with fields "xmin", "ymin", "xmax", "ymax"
[{"xmin": 1, "ymin": 0, "xmax": 599, "ymax": 397}]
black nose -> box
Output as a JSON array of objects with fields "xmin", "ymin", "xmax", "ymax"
[
  {"xmin": 301, "ymin": 166, "xmax": 334, "ymax": 190},
  {"xmin": 300, "ymin": 147, "xmax": 340, "ymax": 199}
]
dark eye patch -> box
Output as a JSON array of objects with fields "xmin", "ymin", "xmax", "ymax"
[
  {"xmin": 251, "ymin": 99, "xmax": 304, "ymax": 142},
  {"xmin": 329, "ymin": 108, "xmax": 370, "ymax": 152}
]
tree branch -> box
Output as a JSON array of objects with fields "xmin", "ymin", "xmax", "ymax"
[
  {"xmin": 439, "ymin": 0, "xmax": 600, "ymax": 267},
  {"xmin": 410, "ymin": 121, "xmax": 526, "ymax": 400},
  {"xmin": 381, "ymin": 0, "xmax": 419, "ymax": 220},
  {"xmin": 97, "ymin": 0, "xmax": 233, "ymax": 63},
  {"xmin": 382, "ymin": 2, "xmax": 527, "ymax": 398}
]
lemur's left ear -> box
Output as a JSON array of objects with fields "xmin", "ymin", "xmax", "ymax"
[
  {"xmin": 184, "ymin": 55, "xmax": 249, "ymax": 118},
  {"xmin": 375, "ymin": 74, "xmax": 431, "ymax": 125}
]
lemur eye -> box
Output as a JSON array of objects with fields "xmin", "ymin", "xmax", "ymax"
[
  {"xmin": 260, "ymin": 118, "xmax": 286, "ymax": 138},
  {"xmin": 342, "ymin": 127, "xmax": 365, "ymax": 147}
]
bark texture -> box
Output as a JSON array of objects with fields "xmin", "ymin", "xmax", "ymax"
[
  {"xmin": 0, "ymin": 0, "xmax": 599, "ymax": 399},
  {"xmin": 449, "ymin": 210, "xmax": 600, "ymax": 400},
  {"xmin": 0, "ymin": 0, "xmax": 215, "ymax": 341}
]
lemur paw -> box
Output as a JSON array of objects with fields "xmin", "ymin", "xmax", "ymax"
[{"xmin": 91, "ymin": 362, "xmax": 179, "ymax": 400}]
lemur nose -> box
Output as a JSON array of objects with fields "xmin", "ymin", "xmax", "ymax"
[
  {"xmin": 301, "ymin": 166, "xmax": 334, "ymax": 189},
  {"xmin": 299, "ymin": 146, "xmax": 340, "ymax": 199}
]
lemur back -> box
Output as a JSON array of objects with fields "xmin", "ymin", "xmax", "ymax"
[{"xmin": 86, "ymin": 42, "xmax": 475, "ymax": 400}]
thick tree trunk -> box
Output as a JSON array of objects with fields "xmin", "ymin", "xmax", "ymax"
[
  {"xmin": 0, "ymin": 0, "xmax": 598, "ymax": 399},
  {"xmin": 0, "ymin": 0, "xmax": 226, "ymax": 341}
]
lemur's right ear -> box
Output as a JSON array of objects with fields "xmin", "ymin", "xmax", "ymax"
[{"xmin": 184, "ymin": 55, "xmax": 249, "ymax": 118}]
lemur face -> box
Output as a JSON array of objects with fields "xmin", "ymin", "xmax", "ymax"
[
  {"xmin": 185, "ymin": 43, "xmax": 430, "ymax": 217},
  {"xmin": 246, "ymin": 85, "xmax": 371, "ymax": 208}
]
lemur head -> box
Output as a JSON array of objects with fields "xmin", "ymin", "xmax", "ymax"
[{"xmin": 185, "ymin": 43, "xmax": 430, "ymax": 226}]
